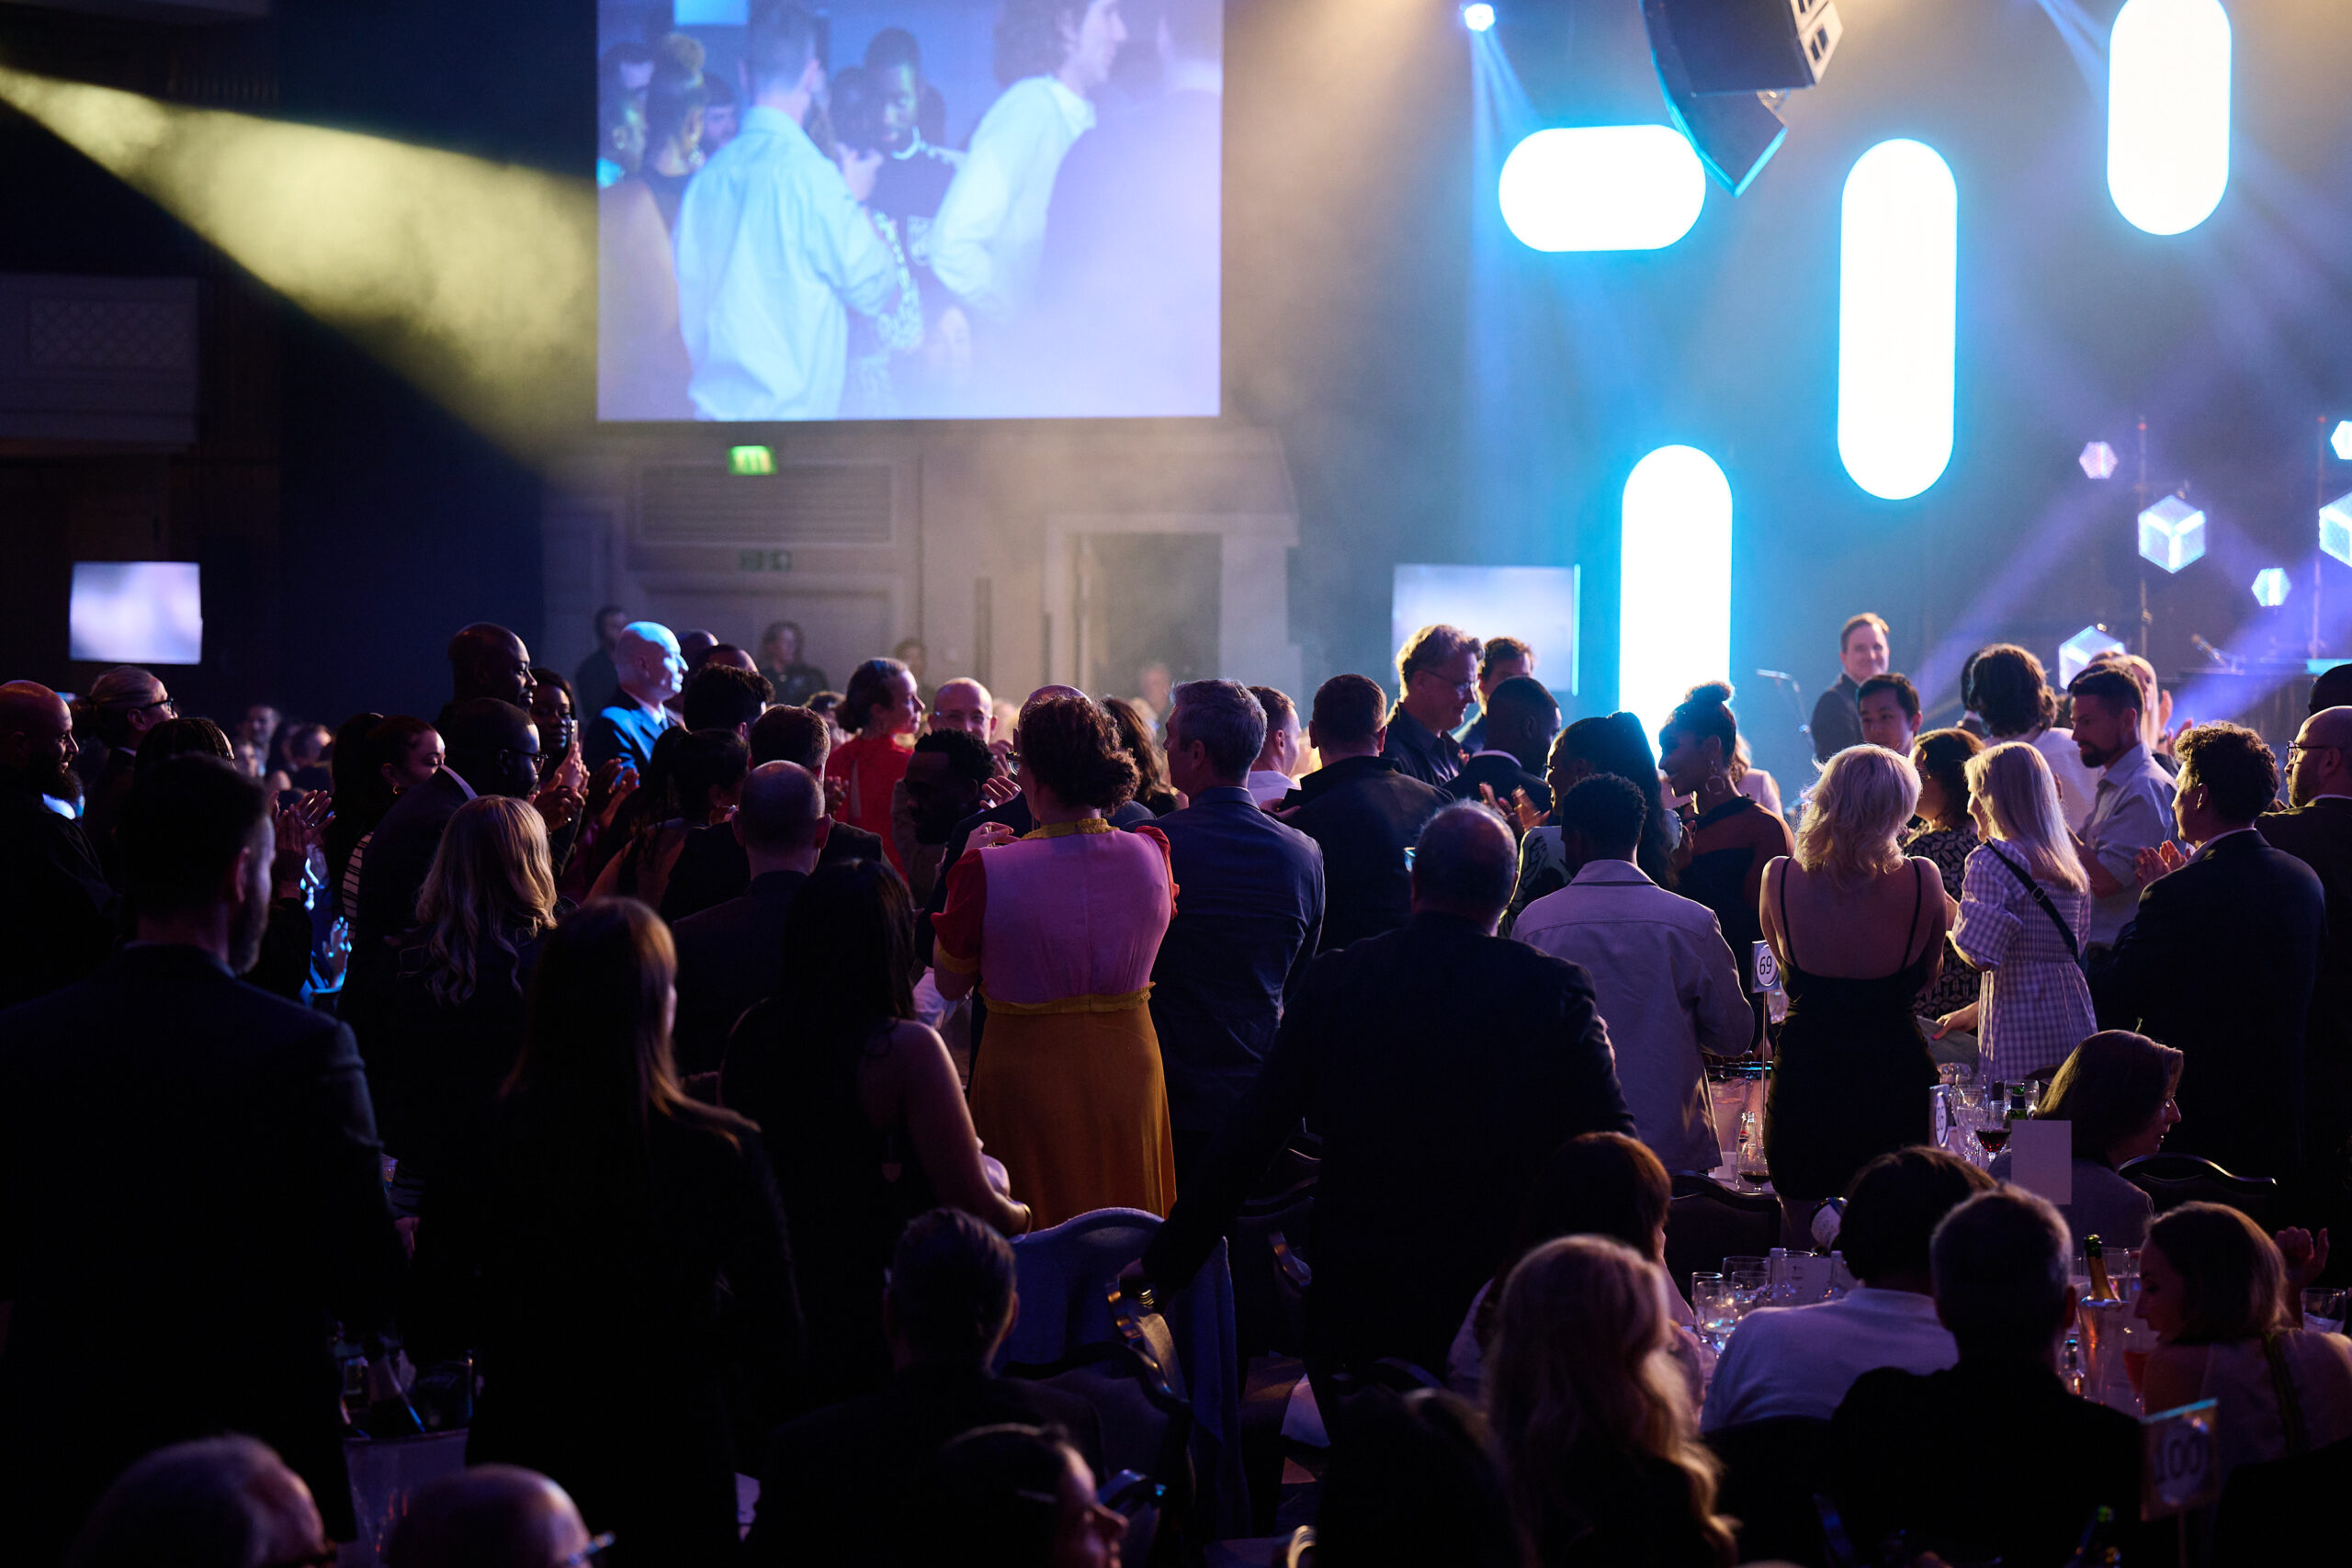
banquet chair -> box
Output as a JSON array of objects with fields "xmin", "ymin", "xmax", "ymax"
[
  {"xmin": 2117, "ymin": 1154, "xmax": 2281, "ymax": 1230},
  {"xmin": 1705, "ymin": 1416, "xmax": 1833, "ymax": 1567},
  {"xmin": 1663, "ymin": 1175, "xmax": 1781, "ymax": 1296}
]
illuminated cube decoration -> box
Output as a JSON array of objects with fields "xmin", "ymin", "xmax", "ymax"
[
  {"xmin": 2137, "ymin": 495, "xmax": 2206, "ymax": 574},
  {"xmin": 2059, "ymin": 626, "xmax": 2126, "ymax": 686},
  {"xmin": 2251, "ymin": 568, "xmax": 2290, "ymax": 607},
  {"xmin": 2324, "ymin": 490, "xmax": 2352, "ymax": 570},
  {"xmin": 2078, "ymin": 441, "xmax": 2119, "ymax": 479},
  {"xmin": 2332, "ymin": 421, "xmax": 2352, "ymax": 463}
]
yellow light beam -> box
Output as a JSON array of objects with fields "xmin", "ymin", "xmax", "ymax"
[{"xmin": 0, "ymin": 64, "xmax": 597, "ymax": 457}]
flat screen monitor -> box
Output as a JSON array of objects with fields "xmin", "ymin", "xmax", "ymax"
[
  {"xmin": 70, "ymin": 561, "xmax": 204, "ymax": 665},
  {"xmin": 599, "ymin": 0, "xmax": 1223, "ymax": 422},
  {"xmin": 1391, "ymin": 564, "xmax": 1580, "ymax": 700}
]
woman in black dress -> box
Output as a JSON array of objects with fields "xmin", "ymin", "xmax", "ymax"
[
  {"xmin": 722, "ymin": 859, "xmax": 1031, "ymax": 1409},
  {"xmin": 1658, "ymin": 684, "xmax": 1792, "ymax": 1052},
  {"xmin": 415, "ymin": 898, "xmax": 802, "ymax": 1565},
  {"xmin": 1760, "ymin": 744, "xmax": 1948, "ymax": 1238}
]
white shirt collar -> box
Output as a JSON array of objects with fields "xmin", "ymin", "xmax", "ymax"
[
  {"xmin": 2099, "ymin": 742, "xmax": 2151, "ymax": 782},
  {"xmin": 1568, "ymin": 858, "xmax": 1651, "ymax": 886},
  {"xmin": 742, "ymin": 104, "xmax": 816, "ymax": 146},
  {"xmin": 1043, "ymin": 75, "xmax": 1097, "ymax": 135}
]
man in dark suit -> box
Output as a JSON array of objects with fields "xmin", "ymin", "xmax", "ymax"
[
  {"xmin": 1152, "ymin": 681, "xmax": 1325, "ymax": 1184},
  {"xmin": 671, "ymin": 761, "xmax": 828, "ymax": 1074},
  {"xmin": 1278, "ymin": 674, "xmax": 1448, "ymax": 953},
  {"xmin": 744, "ymin": 1209, "xmax": 1101, "ymax": 1567},
  {"xmin": 2259, "ymin": 705, "xmax": 2352, "ymax": 1207},
  {"xmin": 0, "ymin": 682, "xmax": 116, "ymax": 1009},
  {"xmin": 1139, "ymin": 804, "xmax": 1634, "ymax": 1379},
  {"xmin": 353, "ymin": 700, "xmax": 542, "ymax": 959},
  {"xmin": 1445, "ymin": 674, "xmax": 1556, "ymax": 818},
  {"xmin": 582, "ymin": 621, "xmax": 684, "ymax": 774},
  {"xmin": 0, "ymin": 756, "xmax": 406, "ymax": 1562},
  {"xmin": 1381, "ymin": 626, "xmax": 1478, "ymax": 786},
  {"xmin": 2094, "ymin": 722, "xmax": 2326, "ymax": 1181},
  {"xmin": 662, "ymin": 705, "xmax": 883, "ymax": 923}
]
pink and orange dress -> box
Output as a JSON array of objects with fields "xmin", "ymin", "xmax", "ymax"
[{"xmin": 933, "ymin": 818, "xmax": 1179, "ymax": 1227}]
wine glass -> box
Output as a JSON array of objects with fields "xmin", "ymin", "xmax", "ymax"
[{"xmin": 1690, "ymin": 1273, "xmax": 1740, "ymax": 1353}]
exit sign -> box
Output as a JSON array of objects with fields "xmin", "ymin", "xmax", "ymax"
[
  {"xmin": 739, "ymin": 549, "xmax": 794, "ymax": 572},
  {"xmin": 728, "ymin": 445, "xmax": 775, "ymax": 476}
]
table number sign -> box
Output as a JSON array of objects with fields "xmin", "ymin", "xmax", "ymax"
[{"xmin": 2141, "ymin": 1398, "xmax": 2219, "ymax": 1518}]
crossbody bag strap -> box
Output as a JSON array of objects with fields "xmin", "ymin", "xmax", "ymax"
[
  {"xmin": 2264, "ymin": 1332, "xmax": 2312, "ymax": 1456},
  {"xmin": 1987, "ymin": 844, "xmax": 2079, "ymax": 964}
]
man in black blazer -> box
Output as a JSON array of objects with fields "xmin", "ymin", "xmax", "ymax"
[
  {"xmin": 0, "ymin": 757, "xmax": 405, "ymax": 1561},
  {"xmin": 0, "ymin": 682, "xmax": 116, "ymax": 1009},
  {"xmin": 1152, "ymin": 681, "xmax": 1325, "ymax": 1185},
  {"xmin": 1140, "ymin": 803, "xmax": 1634, "ymax": 1379},
  {"xmin": 744, "ymin": 1210, "xmax": 1102, "ymax": 1567},
  {"xmin": 671, "ymin": 762, "xmax": 827, "ymax": 1075},
  {"xmin": 1444, "ymin": 674, "xmax": 1557, "ymax": 818},
  {"xmin": 662, "ymin": 704, "xmax": 883, "ymax": 923},
  {"xmin": 2259, "ymin": 705, "xmax": 2352, "ymax": 1191},
  {"xmin": 1277, "ymin": 674, "xmax": 1448, "ymax": 953},
  {"xmin": 2095, "ymin": 723, "xmax": 2325, "ymax": 1182}
]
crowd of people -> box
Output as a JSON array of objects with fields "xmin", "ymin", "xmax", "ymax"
[
  {"xmin": 3, "ymin": 602, "xmax": 2350, "ymax": 1567},
  {"xmin": 598, "ymin": 0, "xmax": 1222, "ymax": 423}
]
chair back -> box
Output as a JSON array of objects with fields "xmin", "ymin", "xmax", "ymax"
[
  {"xmin": 2119, "ymin": 1153, "xmax": 2282, "ymax": 1230},
  {"xmin": 1233, "ymin": 1180, "xmax": 1316, "ymax": 1358},
  {"xmin": 1663, "ymin": 1176, "xmax": 1781, "ymax": 1296},
  {"xmin": 1706, "ymin": 1416, "xmax": 1834, "ymax": 1568},
  {"xmin": 2210, "ymin": 1430, "xmax": 2352, "ymax": 1564}
]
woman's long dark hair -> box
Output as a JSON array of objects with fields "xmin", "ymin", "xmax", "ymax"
[
  {"xmin": 1555, "ymin": 713, "xmax": 1676, "ymax": 888},
  {"xmin": 779, "ymin": 859, "xmax": 918, "ymax": 1040},
  {"xmin": 508, "ymin": 899, "xmax": 752, "ymax": 1202}
]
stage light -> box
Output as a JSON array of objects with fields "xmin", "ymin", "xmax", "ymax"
[
  {"xmin": 2332, "ymin": 421, "xmax": 2352, "ymax": 461},
  {"xmin": 2323, "ymin": 491, "xmax": 2352, "ymax": 570},
  {"xmin": 1498, "ymin": 127, "xmax": 1707, "ymax": 253},
  {"xmin": 2108, "ymin": 0, "xmax": 2231, "ymax": 237},
  {"xmin": 2137, "ymin": 494, "xmax": 2206, "ymax": 573},
  {"xmin": 2078, "ymin": 442, "xmax": 2119, "ymax": 479},
  {"xmin": 1462, "ymin": 3, "xmax": 1496, "ymax": 31},
  {"xmin": 2251, "ymin": 567, "xmax": 2290, "ymax": 607},
  {"xmin": 1621, "ymin": 445, "xmax": 1732, "ymax": 741},
  {"xmin": 1838, "ymin": 139, "xmax": 1957, "ymax": 502},
  {"xmin": 0, "ymin": 63, "xmax": 594, "ymax": 458},
  {"xmin": 729, "ymin": 445, "xmax": 776, "ymax": 477},
  {"xmin": 2059, "ymin": 626, "xmax": 2126, "ymax": 685}
]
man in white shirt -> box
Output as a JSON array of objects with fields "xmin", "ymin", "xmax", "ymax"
[
  {"xmin": 929, "ymin": 0, "xmax": 1126, "ymax": 324},
  {"xmin": 1514, "ymin": 774, "xmax": 1750, "ymax": 1174},
  {"xmin": 1702, "ymin": 1147, "xmax": 1992, "ymax": 1431},
  {"xmin": 673, "ymin": 6, "xmax": 901, "ymax": 420},
  {"xmin": 1246, "ymin": 685, "xmax": 1302, "ymax": 807},
  {"xmin": 2064, "ymin": 665, "xmax": 2177, "ymax": 949}
]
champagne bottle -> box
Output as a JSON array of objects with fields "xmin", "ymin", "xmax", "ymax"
[{"xmin": 2086, "ymin": 1234, "xmax": 2116, "ymax": 1302}]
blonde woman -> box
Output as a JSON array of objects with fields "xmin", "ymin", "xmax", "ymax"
[
  {"xmin": 1758, "ymin": 746, "xmax": 1946, "ymax": 1223},
  {"xmin": 384, "ymin": 796, "xmax": 561, "ymax": 1211},
  {"xmin": 1939, "ymin": 740, "xmax": 2094, "ymax": 1085},
  {"xmin": 1487, "ymin": 1235, "xmax": 1736, "ymax": 1568}
]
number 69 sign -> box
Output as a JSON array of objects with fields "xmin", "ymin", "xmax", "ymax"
[{"xmin": 2141, "ymin": 1398, "xmax": 2219, "ymax": 1518}]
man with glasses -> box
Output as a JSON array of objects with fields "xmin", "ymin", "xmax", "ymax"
[
  {"xmin": 79, "ymin": 665, "xmax": 177, "ymax": 886},
  {"xmin": 1383, "ymin": 624, "xmax": 1481, "ymax": 787},
  {"xmin": 2260, "ymin": 705, "xmax": 2352, "ymax": 1216}
]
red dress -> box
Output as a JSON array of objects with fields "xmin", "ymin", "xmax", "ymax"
[{"xmin": 824, "ymin": 731, "xmax": 914, "ymax": 872}]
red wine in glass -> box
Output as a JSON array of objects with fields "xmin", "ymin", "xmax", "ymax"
[{"xmin": 1974, "ymin": 1124, "xmax": 2011, "ymax": 1156}]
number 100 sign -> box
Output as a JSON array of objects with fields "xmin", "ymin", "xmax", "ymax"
[{"xmin": 2142, "ymin": 1398, "xmax": 2219, "ymax": 1518}]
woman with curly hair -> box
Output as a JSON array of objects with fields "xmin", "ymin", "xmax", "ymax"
[
  {"xmin": 1102, "ymin": 694, "xmax": 1180, "ymax": 815},
  {"xmin": 1487, "ymin": 1235, "xmax": 1736, "ymax": 1567},
  {"xmin": 933, "ymin": 694, "xmax": 1178, "ymax": 1224}
]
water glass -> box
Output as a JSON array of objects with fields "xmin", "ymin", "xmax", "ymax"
[
  {"xmin": 1690, "ymin": 1273, "xmax": 1740, "ymax": 1353},
  {"xmin": 2305, "ymin": 1288, "xmax": 2348, "ymax": 1335}
]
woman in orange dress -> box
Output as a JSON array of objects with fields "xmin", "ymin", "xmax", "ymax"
[
  {"xmin": 824, "ymin": 656, "xmax": 923, "ymax": 871},
  {"xmin": 933, "ymin": 694, "xmax": 1179, "ymax": 1227}
]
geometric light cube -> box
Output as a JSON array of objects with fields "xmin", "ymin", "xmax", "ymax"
[
  {"xmin": 2137, "ymin": 493, "xmax": 2206, "ymax": 573},
  {"xmin": 2332, "ymin": 421, "xmax": 2352, "ymax": 462},
  {"xmin": 2324, "ymin": 490, "xmax": 2352, "ymax": 570},
  {"xmin": 2079, "ymin": 441, "xmax": 2120, "ymax": 479},
  {"xmin": 2059, "ymin": 625, "xmax": 2128, "ymax": 686},
  {"xmin": 2252, "ymin": 567, "xmax": 2290, "ymax": 607}
]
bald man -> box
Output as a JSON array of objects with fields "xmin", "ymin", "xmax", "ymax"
[
  {"xmin": 583, "ymin": 621, "xmax": 686, "ymax": 773},
  {"xmin": 0, "ymin": 681, "xmax": 116, "ymax": 1006},
  {"xmin": 1140, "ymin": 802, "xmax": 1633, "ymax": 1376},
  {"xmin": 387, "ymin": 1464, "xmax": 592, "ymax": 1568},
  {"xmin": 670, "ymin": 762, "xmax": 831, "ymax": 1074},
  {"xmin": 447, "ymin": 623, "xmax": 535, "ymax": 711},
  {"xmin": 2261, "ymin": 705, "xmax": 2352, "ymax": 1188}
]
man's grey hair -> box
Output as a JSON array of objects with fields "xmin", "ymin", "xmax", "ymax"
[{"xmin": 1170, "ymin": 680, "xmax": 1267, "ymax": 782}]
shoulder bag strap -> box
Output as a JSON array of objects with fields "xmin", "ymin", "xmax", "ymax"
[
  {"xmin": 1986, "ymin": 845, "xmax": 2079, "ymax": 964},
  {"xmin": 2264, "ymin": 1331, "xmax": 2312, "ymax": 1456}
]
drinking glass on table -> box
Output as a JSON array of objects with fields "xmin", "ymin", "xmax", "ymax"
[
  {"xmin": 2305, "ymin": 1288, "xmax": 2348, "ymax": 1335},
  {"xmin": 1690, "ymin": 1273, "xmax": 1740, "ymax": 1353},
  {"xmin": 1723, "ymin": 1256, "xmax": 1770, "ymax": 1317}
]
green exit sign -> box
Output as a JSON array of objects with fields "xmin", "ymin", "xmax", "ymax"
[{"xmin": 728, "ymin": 445, "xmax": 775, "ymax": 476}]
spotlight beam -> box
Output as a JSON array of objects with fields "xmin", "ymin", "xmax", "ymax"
[{"xmin": 0, "ymin": 63, "xmax": 596, "ymax": 457}]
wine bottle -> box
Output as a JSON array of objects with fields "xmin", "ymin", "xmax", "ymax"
[{"xmin": 2086, "ymin": 1234, "xmax": 2116, "ymax": 1302}]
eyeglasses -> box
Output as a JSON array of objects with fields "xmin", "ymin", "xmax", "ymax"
[
  {"xmin": 2288, "ymin": 743, "xmax": 2340, "ymax": 760},
  {"xmin": 134, "ymin": 694, "xmax": 176, "ymax": 714}
]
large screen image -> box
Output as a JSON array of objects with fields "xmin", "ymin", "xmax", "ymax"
[{"xmin": 598, "ymin": 0, "xmax": 1222, "ymax": 422}]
